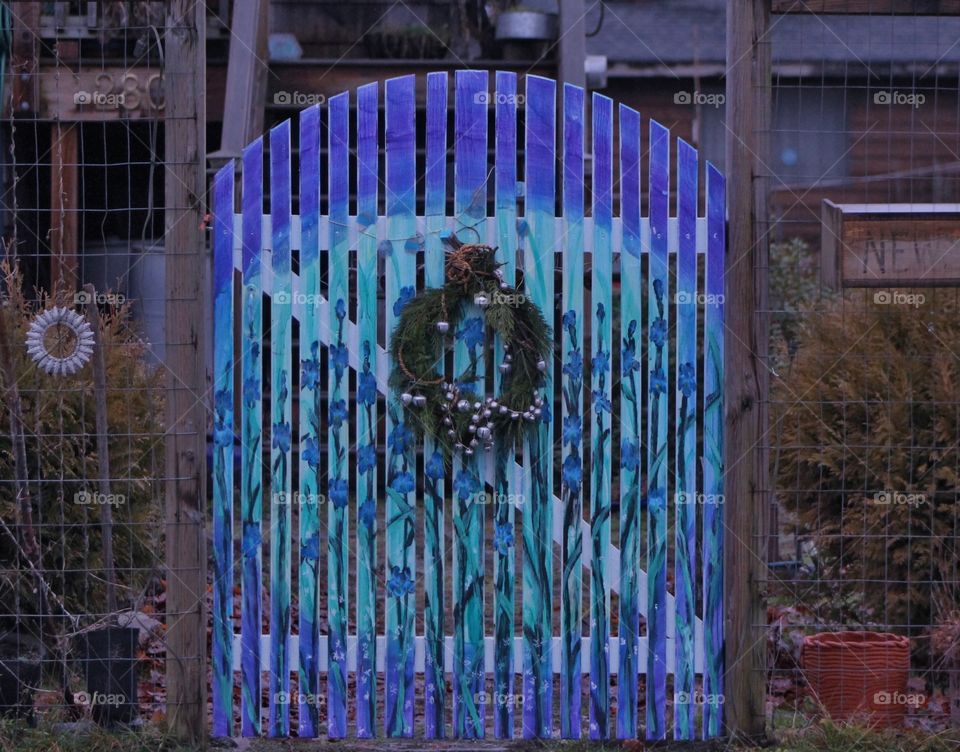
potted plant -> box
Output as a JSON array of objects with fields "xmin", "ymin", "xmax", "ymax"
[{"xmin": 802, "ymin": 630, "xmax": 911, "ymax": 727}]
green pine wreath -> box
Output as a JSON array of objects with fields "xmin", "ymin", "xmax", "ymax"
[{"xmin": 389, "ymin": 242, "xmax": 552, "ymax": 456}]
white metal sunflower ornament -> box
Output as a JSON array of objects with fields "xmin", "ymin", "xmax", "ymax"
[{"xmin": 25, "ymin": 306, "xmax": 95, "ymax": 376}]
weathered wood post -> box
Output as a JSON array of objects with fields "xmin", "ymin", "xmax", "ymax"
[
  {"xmin": 724, "ymin": 0, "xmax": 770, "ymax": 741},
  {"xmin": 164, "ymin": 0, "xmax": 208, "ymax": 745}
]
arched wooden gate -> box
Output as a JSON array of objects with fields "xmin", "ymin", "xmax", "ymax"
[{"xmin": 210, "ymin": 70, "xmax": 726, "ymax": 741}]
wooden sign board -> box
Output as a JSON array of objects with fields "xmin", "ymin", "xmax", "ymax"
[{"xmin": 821, "ymin": 201, "xmax": 960, "ymax": 288}]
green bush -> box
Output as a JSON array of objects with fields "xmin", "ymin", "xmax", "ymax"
[
  {"xmin": 0, "ymin": 264, "xmax": 164, "ymax": 630},
  {"xmin": 773, "ymin": 291, "xmax": 960, "ymax": 636}
]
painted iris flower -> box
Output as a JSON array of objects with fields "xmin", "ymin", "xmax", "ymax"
[
  {"xmin": 272, "ymin": 421, "xmax": 291, "ymax": 452},
  {"xmin": 329, "ymin": 344, "xmax": 349, "ymax": 378},
  {"xmin": 563, "ymin": 416, "xmax": 582, "ymax": 447},
  {"xmin": 620, "ymin": 439, "xmax": 640, "ymax": 471},
  {"xmin": 591, "ymin": 350, "xmax": 609, "ymax": 375},
  {"xmin": 329, "ymin": 478, "xmax": 349, "ymax": 509},
  {"xmin": 651, "ymin": 317, "xmax": 667, "ymax": 348},
  {"xmin": 359, "ymin": 498, "xmax": 377, "ymax": 528},
  {"xmin": 390, "ymin": 472, "xmax": 415, "ymax": 495},
  {"xmin": 301, "ymin": 355, "xmax": 320, "ymax": 391},
  {"xmin": 562, "ymin": 309, "xmax": 577, "ymax": 332},
  {"xmin": 494, "ymin": 522, "xmax": 515, "ymax": 555},
  {"xmin": 242, "ymin": 376, "xmax": 261, "ymax": 407},
  {"xmin": 358, "ymin": 443, "xmax": 377, "ymax": 474},
  {"xmin": 424, "ymin": 451, "xmax": 445, "ymax": 481},
  {"xmin": 301, "ymin": 533, "xmax": 320, "ymax": 561},
  {"xmin": 387, "ymin": 565, "xmax": 415, "ymax": 598},
  {"xmin": 650, "ymin": 368, "xmax": 667, "ymax": 395},
  {"xmin": 335, "ymin": 297, "xmax": 346, "ymax": 320},
  {"xmin": 456, "ymin": 317, "xmax": 485, "ymax": 350},
  {"xmin": 301, "ymin": 435, "xmax": 321, "ymax": 469},
  {"xmin": 678, "ymin": 362, "xmax": 696, "ymax": 397},
  {"xmin": 562, "ymin": 453, "xmax": 583, "ymax": 493},
  {"xmin": 454, "ymin": 471, "xmax": 480, "ymax": 501},
  {"xmin": 357, "ymin": 371, "xmax": 377, "ymax": 405},
  {"xmin": 393, "ymin": 286, "xmax": 415, "ymax": 316},
  {"xmin": 592, "ymin": 389, "xmax": 611, "ymax": 413},
  {"xmin": 563, "ymin": 350, "xmax": 583, "ymax": 380},
  {"xmin": 388, "ymin": 424, "xmax": 413, "ymax": 454},
  {"xmin": 328, "ymin": 400, "xmax": 348, "ymax": 429}
]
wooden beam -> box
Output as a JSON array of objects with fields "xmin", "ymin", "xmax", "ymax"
[
  {"xmin": 164, "ymin": 0, "xmax": 208, "ymax": 746},
  {"xmin": 10, "ymin": 2, "xmax": 40, "ymax": 116},
  {"xmin": 49, "ymin": 122, "xmax": 79, "ymax": 299},
  {"xmin": 772, "ymin": 0, "xmax": 960, "ymax": 13},
  {"xmin": 217, "ymin": 0, "xmax": 268, "ymax": 158},
  {"xmin": 558, "ymin": 0, "xmax": 586, "ymax": 89},
  {"xmin": 724, "ymin": 0, "xmax": 770, "ymax": 742}
]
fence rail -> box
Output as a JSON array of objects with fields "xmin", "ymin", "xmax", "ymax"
[{"xmin": 211, "ymin": 70, "xmax": 726, "ymax": 741}]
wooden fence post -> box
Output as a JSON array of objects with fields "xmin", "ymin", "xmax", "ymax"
[
  {"xmin": 164, "ymin": 0, "xmax": 208, "ymax": 746},
  {"xmin": 724, "ymin": 0, "xmax": 770, "ymax": 741}
]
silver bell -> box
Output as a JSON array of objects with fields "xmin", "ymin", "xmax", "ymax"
[
  {"xmin": 401, "ymin": 392, "xmax": 413, "ymax": 405},
  {"xmin": 457, "ymin": 399, "xmax": 471, "ymax": 412},
  {"xmin": 536, "ymin": 360, "xmax": 546, "ymax": 371},
  {"xmin": 499, "ymin": 363, "xmax": 511, "ymax": 374},
  {"xmin": 474, "ymin": 293, "xmax": 489, "ymax": 308},
  {"xmin": 436, "ymin": 321, "xmax": 450, "ymax": 334},
  {"xmin": 412, "ymin": 395, "xmax": 427, "ymax": 408}
]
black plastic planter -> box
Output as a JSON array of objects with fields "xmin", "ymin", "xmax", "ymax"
[
  {"xmin": 0, "ymin": 658, "xmax": 40, "ymax": 722},
  {"xmin": 81, "ymin": 626, "xmax": 139, "ymax": 726}
]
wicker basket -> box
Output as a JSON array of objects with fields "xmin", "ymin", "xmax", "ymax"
[{"xmin": 801, "ymin": 631, "xmax": 911, "ymax": 728}]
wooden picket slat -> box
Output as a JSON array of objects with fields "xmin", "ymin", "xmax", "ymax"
[
  {"xmin": 354, "ymin": 80, "xmax": 379, "ymax": 739},
  {"xmin": 239, "ymin": 137, "xmax": 263, "ymax": 738},
  {"xmin": 384, "ymin": 74, "xmax": 417, "ymax": 738},
  {"xmin": 211, "ymin": 161, "xmax": 234, "ymax": 738},
  {"xmin": 559, "ymin": 81, "xmax": 585, "ymax": 741},
  {"xmin": 646, "ymin": 119, "xmax": 670, "ymax": 741},
  {"xmin": 297, "ymin": 103, "xmax": 322, "ymax": 739},
  {"xmin": 268, "ymin": 119, "xmax": 292, "ymax": 738},
  {"xmin": 673, "ymin": 138, "xmax": 698, "ymax": 740},
  {"xmin": 212, "ymin": 70, "xmax": 727, "ymax": 744},
  {"xmin": 616, "ymin": 103, "xmax": 642, "ymax": 740},
  {"xmin": 492, "ymin": 69, "xmax": 518, "ymax": 741},
  {"xmin": 522, "ymin": 74, "xmax": 555, "ymax": 740},
  {"xmin": 702, "ymin": 163, "xmax": 726, "ymax": 739},
  {"xmin": 327, "ymin": 91, "xmax": 350, "ymax": 739},
  {"xmin": 588, "ymin": 92, "xmax": 613, "ymax": 741},
  {"xmin": 452, "ymin": 68, "xmax": 488, "ymax": 739},
  {"xmin": 423, "ymin": 71, "xmax": 448, "ymax": 739}
]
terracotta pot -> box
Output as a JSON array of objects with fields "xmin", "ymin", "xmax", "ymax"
[{"xmin": 802, "ymin": 631, "xmax": 911, "ymax": 727}]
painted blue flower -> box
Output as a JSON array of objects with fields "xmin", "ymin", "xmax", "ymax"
[
  {"xmin": 242, "ymin": 524, "xmax": 261, "ymax": 559},
  {"xmin": 650, "ymin": 368, "xmax": 667, "ymax": 395},
  {"xmin": 387, "ymin": 565, "xmax": 415, "ymax": 598},
  {"xmin": 562, "ymin": 453, "xmax": 582, "ymax": 493},
  {"xmin": 329, "ymin": 478, "xmax": 349, "ymax": 508},
  {"xmin": 454, "ymin": 471, "xmax": 480, "ymax": 501},
  {"xmin": 563, "ymin": 350, "xmax": 583, "ymax": 380},
  {"xmin": 622, "ymin": 345, "xmax": 640, "ymax": 377},
  {"xmin": 456, "ymin": 317, "xmax": 485, "ymax": 350},
  {"xmin": 335, "ymin": 297, "xmax": 346, "ymax": 320},
  {"xmin": 214, "ymin": 388, "xmax": 232, "ymax": 417},
  {"xmin": 540, "ymin": 401, "xmax": 552, "ymax": 424},
  {"xmin": 357, "ymin": 371, "xmax": 377, "ymax": 405},
  {"xmin": 359, "ymin": 498, "xmax": 377, "ymax": 527},
  {"xmin": 301, "ymin": 533, "xmax": 320, "ymax": 561},
  {"xmin": 388, "ymin": 423, "xmax": 413, "ymax": 454},
  {"xmin": 302, "ymin": 435, "xmax": 321, "ymax": 469},
  {"xmin": 591, "ymin": 350, "xmax": 609, "ymax": 375},
  {"xmin": 393, "ymin": 286, "xmax": 415, "ymax": 316},
  {"xmin": 328, "ymin": 399, "xmax": 348, "ymax": 428},
  {"xmin": 651, "ymin": 317, "xmax": 667, "ymax": 348},
  {"xmin": 301, "ymin": 356, "xmax": 320, "ymax": 391},
  {"xmin": 596, "ymin": 302, "xmax": 606, "ymax": 322},
  {"xmin": 679, "ymin": 362, "xmax": 696, "ymax": 397},
  {"xmin": 272, "ymin": 421, "xmax": 291, "ymax": 452},
  {"xmin": 329, "ymin": 344, "xmax": 349, "ymax": 377},
  {"xmin": 358, "ymin": 443, "xmax": 377, "ymax": 474},
  {"xmin": 378, "ymin": 239, "xmax": 394, "ymax": 258},
  {"xmin": 592, "ymin": 390, "xmax": 611, "ymax": 413},
  {"xmin": 648, "ymin": 486, "xmax": 666, "ymax": 507},
  {"xmin": 620, "ymin": 439, "xmax": 640, "ymax": 471},
  {"xmin": 562, "ymin": 416, "xmax": 582, "ymax": 447},
  {"xmin": 213, "ymin": 421, "xmax": 233, "ymax": 448},
  {"xmin": 391, "ymin": 471, "xmax": 415, "ymax": 495},
  {"xmin": 562, "ymin": 309, "xmax": 577, "ymax": 332},
  {"xmin": 424, "ymin": 451, "xmax": 445, "ymax": 481},
  {"xmin": 493, "ymin": 522, "xmax": 515, "ymax": 555},
  {"xmin": 627, "ymin": 319, "xmax": 638, "ymax": 338},
  {"xmin": 653, "ymin": 278, "xmax": 664, "ymax": 300},
  {"xmin": 242, "ymin": 376, "xmax": 261, "ymax": 407}
]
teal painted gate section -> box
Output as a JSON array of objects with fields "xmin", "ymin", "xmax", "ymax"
[{"xmin": 210, "ymin": 70, "xmax": 726, "ymax": 741}]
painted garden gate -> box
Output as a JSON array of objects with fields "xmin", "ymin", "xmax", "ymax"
[{"xmin": 211, "ymin": 70, "xmax": 725, "ymax": 741}]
